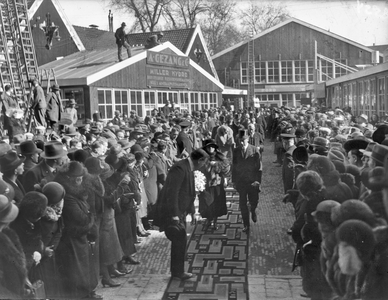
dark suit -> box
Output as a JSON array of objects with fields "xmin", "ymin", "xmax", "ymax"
[
  {"xmin": 176, "ymin": 131, "xmax": 193, "ymax": 156},
  {"xmin": 154, "ymin": 158, "xmax": 194, "ymax": 276},
  {"xmin": 46, "ymin": 91, "xmax": 63, "ymax": 127},
  {"xmin": 282, "ymin": 145, "xmax": 296, "ymax": 193},
  {"xmin": 23, "ymin": 160, "xmax": 55, "ymax": 192},
  {"xmin": 232, "ymin": 144, "xmax": 262, "ymax": 227},
  {"xmin": 30, "ymin": 85, "xmax": 47, "ymax": 127}
]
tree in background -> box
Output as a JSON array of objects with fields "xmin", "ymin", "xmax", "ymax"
[
  {"xmin": 199, "ymin": 0, "xmax": 238, "ymax": 56},
  {"xmin": 163, "ymin": 0, "xmax": 209, "ymax": 30},
  {"xmin": 238, "ymin": 1, "xmax": 290, "ymax": 37},
  {"xmin": 108, "ymin": 0, "xmax": 171, "ymax": 32}
]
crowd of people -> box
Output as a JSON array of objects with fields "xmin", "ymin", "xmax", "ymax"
[
  {"xmin": 272, "ymin": 106, "xmax": 388, "ymax": 299},
  {"xmin": 0, "ymin": 83, "xmax": 388, "ymax": 300}
]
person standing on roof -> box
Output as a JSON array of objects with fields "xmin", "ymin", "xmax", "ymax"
[
  {"xmin": 145, "ymin": 32, "xmax": 164, "ymax": 49},
  {"xmin": 115, "ymin": 22, "xmax": 132, "ymax": 62}
]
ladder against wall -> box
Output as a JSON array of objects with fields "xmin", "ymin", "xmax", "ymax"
[
  {"xmin": 0, "ymin": 0, "xmax": 39, "ymax": 103},
  {"xmin": 39, "ymin": 68, "xmax": 57, "ymax": 93}
]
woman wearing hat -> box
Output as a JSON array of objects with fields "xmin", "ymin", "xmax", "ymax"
[
  {"xmin": 0, "ymin": 195, "xmax": 29, "ymax": 298},
  {"xmin": 199, "ymin": 139, "xmax": 230, "ymax": 231},
  {"xmin": 39, "ymin": 182, "xmax": 65, "ymax": 298},
  {"xmin": 54, "ymin": 161, "xmax": 100, "ymax": 299},
  {"xmin": 0, "ymin": 150, "xmax": 26, "ymax": 205}
]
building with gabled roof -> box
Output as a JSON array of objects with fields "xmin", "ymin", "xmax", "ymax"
[
  {"xmin": 212, "ymin": 17, "xmax": 383, "ymax": 108},
  {"xmin": 39, "ymin": 41, "xmax": 223, "ymax": 121}
]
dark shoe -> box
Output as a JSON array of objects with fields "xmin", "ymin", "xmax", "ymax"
[
  {"xmin": 172, "ymin": 272, "xmax": 193, "ymax": 280},
  {"xmin": 124, "ymin": 256, "xmax": 140, "ymax": 265},
  {"xmin": 251, "ymin": 212, "xmax": 257, "ymax": 223},
  {"xmin": 101, "ymin": 278, "xmax": 121, "ymax": 288},
  {"xmin": 242, "ymin": 226, "xmax": 250, "ymax": 233},
  {"xmin": 109, "ymin": 269, "xmax": 125, "ymax": 278}
]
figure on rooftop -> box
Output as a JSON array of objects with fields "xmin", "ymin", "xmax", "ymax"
[
  {"xmin": 115, "ymin": 22, "xmax": 132, "ymax": 62},
  {"xmin": 145, "ymin": 32, "xmax": 164, "ymax": 49}
]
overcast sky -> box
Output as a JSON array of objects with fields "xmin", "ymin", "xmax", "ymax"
[{"xmin": 56, "ymin": 0, "xmax": 388, "ymax": 47}]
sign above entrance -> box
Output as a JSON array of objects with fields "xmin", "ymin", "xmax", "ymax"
[
  {"xmin": 147, "ymin": 51, "xmax": 190, "ymax": 69},
  {"xmin": 146, "ymin": 66, "xmax": 190, "ymax": 89}
]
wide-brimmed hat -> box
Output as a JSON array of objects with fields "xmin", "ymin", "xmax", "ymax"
[
  {"xmin": 65, "ymin": 126, "xmax": 79, "ymax": 137},
  {"xmin": 292, "ymin": 146, "xmax": 308, "ymax": 163},
  {"xmin": 359, "ymin": 142, "xmax": 376, "ymax": 157},
  {"xmin": 371, "ymin": 143, "xmax": 388, "ymax": 165},
  {"xmin": 311, "ymin": 137, "xmax": 329, "ymax": 149},
  {"xmin": 372, "ymin": 124, "xmax": 388, "ymax": 144},
  {"xmin": 40, "ymin": 141, "xmax": 67, "ymax": 159},
  {"xmin": 202, "ymin": 139, "xmax": 218, "ymax": 149},
  {"xmin": 0, "ymin": 195, "xmax": 19, "ymax": 223},
  {"xmin": 0, "ymin": 150, "xmax": 25, "ymax": 172},
  {"xmin": 343, "ymin": 137, "xmax": 369, "ymax": 153},
  {"xmin": 19, "ymin": 140, "xmax": 43, "ymax": 156}
]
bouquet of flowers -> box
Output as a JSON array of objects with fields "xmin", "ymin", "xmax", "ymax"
[{"xmin": 194, "ymin": 170, "xmax": 206, "ymax": 193}]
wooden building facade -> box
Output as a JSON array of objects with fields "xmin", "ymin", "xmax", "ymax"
[
  {"xmin": 212, "ymin": 18, "xmax": 383, "ymax": 108},
  {"xmin": 39, "ymin": 43, "xmax": 223, "ymax": 122}
]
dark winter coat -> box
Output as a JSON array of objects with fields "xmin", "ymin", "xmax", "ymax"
[
  {"xmin": 0, "ymin": 228, "xmax": 28, "ymax": 298},
  {"xmin": 54, "ymin": 176, "xmax": 96, "ymax": 298},
  {"xmin": 232, "ymin": 144, "xmax": 262, "ymax": 188},
  {"xmin": 45, "ymin": 91, "xmax": 63, "ymax": 123}
]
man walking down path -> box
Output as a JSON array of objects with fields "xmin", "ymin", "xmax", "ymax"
[
  {"xmin": 232, "ymin": 132, "xmax": 262, "ymax": 233},
  {"xmin": 115, "ymin": 22, "xmax": 132, "ymax": 62},
  {"xmin": 154, "ymin": 149, "xmax": 209, "ymax": 280}
]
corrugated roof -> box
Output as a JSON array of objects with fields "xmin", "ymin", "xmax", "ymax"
[{"xmin": 73, "ymin": 25, "xmax": 196, "ymax": 53}]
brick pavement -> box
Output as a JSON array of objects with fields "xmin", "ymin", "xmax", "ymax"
[{"xmin": 97, "ymin": 140, "xmax": 305, "ymax": 299}]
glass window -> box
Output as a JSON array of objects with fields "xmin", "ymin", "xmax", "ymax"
[
  {"xmin": 241, "ymin": 62, "xmax": 248, "ymax": 84},
  {"xmin": 295, "ymin": 61, "xmax": 306, "ymax": 82},
  {"xmin": 201, "ymin": 93, "xmax": 209, "ymax": 110},
  {"xmin": 190, "ymin": 92, "xmax": 199, "ymax": 111},
  {"xmin": 114, "ymin": 90, "xmax": 129, "ymax": 117},
  {"xmin": 130, "ymin": 90, "xmax": 143, "ymax": 116},
  {"xmin": 97, "ymin": 89, "xmax": 113, "ymax": 120},
  {"xmin": 307, "ymin": 60, "xmax": 314, "ymax": 82},
  {"xmin": 255, "ymin": 61, "xmax": 266, "ymax": 83},
  {"xmin": 267, "ymin": 61, "xmax": 280, "ymax": 83},
  {"xmin": 281, "ymin": 61, "xmax": 292, "ymax": 83},
  {"xmin": 180, "ymin": 92, "xmax": 190, "ymax": 112},
  {"xmin": 370, "ymin": 79, "xmax": 376, "ymax": 114},
  {"xmin": 378, "ymin": 78, "xmax": 385, "ymax": 117}
]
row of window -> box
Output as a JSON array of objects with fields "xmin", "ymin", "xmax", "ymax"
[
  {"xmin": 241, "ymin": 59, "xmax": 348, "ymax": 84},
  {"xmin": 98, "ymin": 89, "xmax": 218, "ymax": 119},
  {"xmin": 255, "ymin": 93, "xmax": 309, "ymax": 107},
  {"xmin": 329, "ymin": 75, "xmax": 388, "ymax": 117}
]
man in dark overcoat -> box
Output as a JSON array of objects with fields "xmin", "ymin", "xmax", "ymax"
[
  {"xmin": 154, "ymin": 149, "xmax": 209, "ymax": 280},
  {"xmin": 115, "ymin": 22, "xmax": 132, "ymax": 62},
  {"xmin": 281, "ymin": 133, "xmax": 297, "ymax": 194},
  {"xmin": 23, "ymin": 141, "xmax": 68, "ymax": 192},
  {"xmin": 29, "ymin": 79, "xmax": 47, "ymax": 128},
  {"xmin": 232, "ymin": 133, "xmax": 262, "ymax": 233},
  {"xmin": 46, "ymin": 84, "xmax": 64, "ymax": 129},
  {"xmin": 176, "ymin": 120, "xmax": 193, "ymax": 157}
]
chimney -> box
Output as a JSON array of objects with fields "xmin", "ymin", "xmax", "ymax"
[{"xmin": 108, "ymin": 10, "xmax": 113, "ymax": 32}]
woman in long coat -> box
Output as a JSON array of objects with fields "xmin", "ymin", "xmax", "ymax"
[
  {"xmin": 199, "ymin": 139, "xmax": 230, "ymax": 230},
  {"xmin": 54, "ymin": 161, "xmax": 99, "ymax": 299}
]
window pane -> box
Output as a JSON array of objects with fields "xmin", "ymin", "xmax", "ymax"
[
  {"xmin": 122, "ymin": 91, "xmax": 128, "ymax": 103},
  {"xmin": 106, "ymin": 91, "xmax": 112, "ymax": 104},
  {"xmin": 98, "ymin": 90, "xmax": 105, "ymax": 104},
  {"xmin": 115, "ymin": 91, "xmax": 121, "ymax": 104}
]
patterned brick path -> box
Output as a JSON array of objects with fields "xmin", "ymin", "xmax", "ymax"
[{"xmin": 97, "ymin": 140, "xmax": 304, "ymax": 299}]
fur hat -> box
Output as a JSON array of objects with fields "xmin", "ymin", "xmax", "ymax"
[
  {"xmin": 327, "ymin": 149, "xmax": 347, "ymax": 164},
  {"xmin": 19, "ymin": 192, "xmax": 48, "ymax": 220},
  {"xmin": 84, "ymin": 157, "xmax": 104, "ymax": 175},
  {"xmin": 60, "ymin": 161, "xmax": 87, "ymax": 178},
  {"xmin": 296, "ymin": 170, "xmax": 323, "ymax": 197},
  {"xmin": 312, "ymin": 200, "xmax": 341, "ymax": 224},
  {"xmin": 331, "ymin": 199, "xmax": 376, "ymax": 228},
  {"xmin": 307, "ymin": 155, "xmax": 335, "ymax": 175},
  {"xmin": 336, "ymin": 219, "xmax": 375, "ymax": 263},
  {"xmin": 332, "ymin": 160, "xmax": 346, "ymax": 174},
  {"xmin": 42, "ymin": 182, "xmax": 65, "ymax": 205}
]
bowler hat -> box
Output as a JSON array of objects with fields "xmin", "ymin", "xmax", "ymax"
[
  {"xmin": 165, "ymin": 222, "xmax": 186, "ymax": 241},
  {"xmin": 40, "ymin": 141, "xmax": 67, "ymax": 160},
  {"xmin": 0, "ymin": 195, "xmax": 18, "ymax": 223},
  {"xmin": 42, "ymin": 182, "xmax": 66, "ymax": 205},
  {"xmin": 371, "ymin": 143, "xmax": 388, "ymax": 165},
  {"xmin": 0, "ymin": 150, "xmax": 25, "ymax": 172},
  {"xmin": 65, "ymin": 126, "xmax": 79, "ymax": 137},
  {"xmin": 19, "ymin": 140, "xmax": 42, "ymax": 156},
  {"xmin": 202, "ymin": 139, "xmax": 218, "ymax": 149}
]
